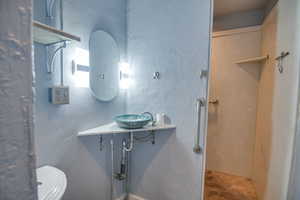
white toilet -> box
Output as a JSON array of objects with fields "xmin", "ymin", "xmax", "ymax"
[{"xmin": 36, "ymin": 166, "xmax": 67, "ymax": 200}]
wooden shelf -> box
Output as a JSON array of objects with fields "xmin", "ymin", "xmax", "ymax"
[
  {"xmin": 33, "ymin": 21, "xmax": 81, "ymax": 45},
  {"xmin": 236, "ymin": 55, "xmax": 269, "ymax": 64},
  {"xmin": 77, "ymin": 122, "xmax": 176, "ymax": 137}
]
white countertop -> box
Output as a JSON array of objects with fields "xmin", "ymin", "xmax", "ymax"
[{"xmin": 77, "ymin": 122, "xmax": 176, "ymax": 137}]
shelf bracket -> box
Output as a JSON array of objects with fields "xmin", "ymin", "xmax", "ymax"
[{"xmin": 46, "ymin": 41, "xmax": 67, "ymax": 73}]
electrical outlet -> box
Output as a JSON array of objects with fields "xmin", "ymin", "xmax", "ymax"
[{"xmin": 49, "ymin": 86, "xmax": 70, "ymax": 105}]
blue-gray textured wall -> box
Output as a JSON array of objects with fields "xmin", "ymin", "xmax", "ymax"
[
  {"xmin": 33, "ymin": 0, "xmax": 212, "ymax": 199},
  {"xmin": 127, "ymin": 0, "xmax": 212, "ymax": 199},
  {"xmin": 33, "ymin": 0, "xmax": 127, "ymax": 199}
]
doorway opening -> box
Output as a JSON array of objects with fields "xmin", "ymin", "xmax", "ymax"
[{"xmin": 204, "ymin": 1, "xmax": 278, "ymax": 200}]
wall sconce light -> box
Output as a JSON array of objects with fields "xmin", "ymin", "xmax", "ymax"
[
  {"xmin": 72, "ymin": 48, "xmax": 90, "ymax": 88},
  {"xmin": 119, "ymin": 62, "xmax": 131, "ymax": 90},
  {"xmin": 72, "ymin": 61, "xmax": 90, "ymax": 74}
]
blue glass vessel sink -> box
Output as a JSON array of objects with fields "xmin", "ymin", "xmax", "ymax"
[{"xmin": 114, "ymin": 114, "xmax": 153, "ymax": 129}]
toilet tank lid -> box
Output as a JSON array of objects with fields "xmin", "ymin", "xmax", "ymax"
[{"xmin": 36, "ymin": 165, "xmax": 67, "ymax": 200}]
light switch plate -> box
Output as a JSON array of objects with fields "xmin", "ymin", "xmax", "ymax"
[{"xmin": 49, "ymin": 86, "xmax": 70, "ymax": 104}]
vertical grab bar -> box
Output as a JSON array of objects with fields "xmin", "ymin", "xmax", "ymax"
[{"xmin": 194, "ymin": 98, "xmax": 206, "ymax": 154}]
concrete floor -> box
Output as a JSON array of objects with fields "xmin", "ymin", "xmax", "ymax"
[{"xmin": 204, "ymin": 170, "xmax": 257, "ymax": 200}]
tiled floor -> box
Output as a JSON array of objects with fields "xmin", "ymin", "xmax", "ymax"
[{"xmin": 204, "ymin": 170, "xmax": 257, "ymax": 200}]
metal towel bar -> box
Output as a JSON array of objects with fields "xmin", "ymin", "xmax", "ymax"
[{"xmin": 194, "ymin": 98, "xmax": 206, "ymax": 154}]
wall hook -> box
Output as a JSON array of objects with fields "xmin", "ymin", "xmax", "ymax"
[
  {"xmin": 276, "ymin": 51, "xmax": 290, "ymax": 73},
  {"xmin": 153, "ymin": 72, "xmax": 160, "ymax": 79}
]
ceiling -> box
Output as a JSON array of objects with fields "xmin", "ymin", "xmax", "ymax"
[{"xmin": 214, "ymin": 0, "xmax": 269, "ymax": 17}]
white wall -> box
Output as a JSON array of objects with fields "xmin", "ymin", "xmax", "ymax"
[
  {"xmin": 289, "ymin": 0, "xmax": 300, "ymax": 190},
  {"xmin": 207, "ymin": 27, "xmax": 262, "ymax": 178},
  {"xmin": 0, "ymin": 0, "xmax": 37, "ymax": 199},
  {"xmin": 264, "ymin": 0, "xmax": 300, "ymax": 199},
  {"xmin": 253, "ymin": 7, "xmax": 277, "ymax": 200}
]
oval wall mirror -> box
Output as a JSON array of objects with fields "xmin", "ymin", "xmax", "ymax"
[{"xmin": 89, "ymin": 30, "xmax": 120, "ymax": 101}]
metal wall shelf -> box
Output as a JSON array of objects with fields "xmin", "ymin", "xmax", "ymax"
[
  {"xmin": 33, "ymin": 20, "xmax": 81, "ymax": 73},
  {"xmin": 33, "ymin": 21, "xmax": 80, "ymax": 45}
]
